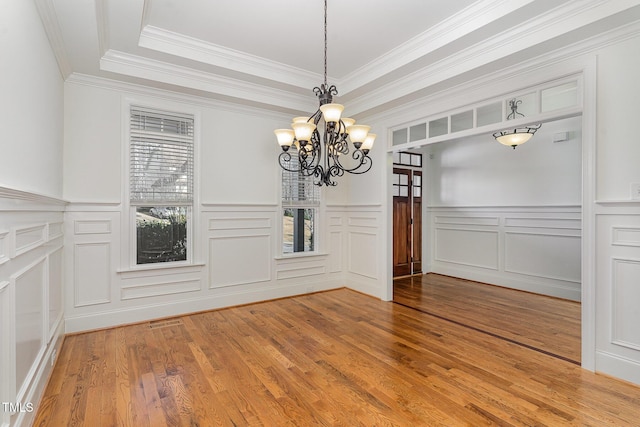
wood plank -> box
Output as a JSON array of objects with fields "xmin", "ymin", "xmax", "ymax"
[{"xmin": 33, "ymin": 288, "xmax": 640, "ymax": 426}]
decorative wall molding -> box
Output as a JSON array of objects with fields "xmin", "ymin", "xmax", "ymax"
[
  {"xmin": 431, "ymin": 205, "xmax": 581, "ymax": 299},
  {"xmin": 12, "ymin": 257, "xmax": 47, "ymax": 403},
  {"xmin": 47, "ymin": 222, "xmax": 64, "ymax": 240},
  {"xmin": 121, "ymin": 279, "xmax": 202, "ymax": 300},
  {"xmin": 209, "ymin": 235, "xmax": 272, "ymax": 289},
  {"xmin": 208, "ymin": 217, "xmax": 271, "ymax": 231},
  {"xmin": 348, "ymin": 231, "xmax": 378, "ymax": 279},
  {"xmin": 612, "ymin": 227, "xmax": 640, "ymax": 247},
  {"xmin": 0, "ymin": 231, "xmax": 9, "ymax": 265},
  {"xmin": 610, "ymin": 257, "xmax": 640, "ymax": 352},
  {"xmin": 0, "ymin": 185, "xmax": 67, "ymax": 207},
  {"xmin": 14, "ymin": 224, "xmax": 47, "ymax": 257},
  {"xmin": 435, "ymin": 216, "xmax": 499, "ymax": 226},
  {"xmin": 74, "ymin": 219, "xmax": 112, "ymax": 235},
  {"xmin": 434, "ymin": 228, "xmax": 500, "ymax": 271},
  {"xmin": 74, "ymin": 242, "xmax": 111, "ymax": 307}
]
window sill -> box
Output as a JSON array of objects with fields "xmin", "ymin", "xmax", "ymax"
[
  {"xmin": 117, "ymin": 262, "xmax": 205, "ymax": 278},
  {"xmin": 274, "ymin": 252, "xmax": 329, "ymax": 261}
]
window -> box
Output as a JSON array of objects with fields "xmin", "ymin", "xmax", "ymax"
[
  {"xmin": 282, "ymin": 155, "xmax": 319, "ymax": 254},
  {"xmin": 130, "ymin": 106, "xmax": 194, "ymax": 265}
]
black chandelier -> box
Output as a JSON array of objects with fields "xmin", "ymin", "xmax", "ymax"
[{"xmin": 274, "ymin": 0, "xmax": 375, "ymax": 187}]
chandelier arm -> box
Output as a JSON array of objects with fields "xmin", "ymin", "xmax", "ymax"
[{"xmin": 332, "ymin": 149, "xmax": 373, "ymax": 175}]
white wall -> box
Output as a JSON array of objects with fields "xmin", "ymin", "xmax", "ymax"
[
  {"xmin": 426, "ymin": 117, "xmax": 582, "ymax": 207},
  {"xmin": 0, "ymin": 2, "xmax": 66, "ymax": 427},
  {"xmin": 62, "ymin": 79, "xmax": 352, "ymax": 333},
  {"xmin": 593, "ymin": 35, "xmax": 640, "ymax": 385},
  {"xmin": 358, "ymin": 31, "xmax": 640, "ymax": 385},
  {"xmin": 420, "ymin": 117, "xmax": 582, "ymax": 300},
  {"xmin": 0, "ymin": 0, "xmax": 63, "ymax": 198}
]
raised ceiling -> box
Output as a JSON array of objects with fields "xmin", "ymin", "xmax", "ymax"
[{"xmin": 37, "ymin": 0, "xmax": 640, "ymax": 116}]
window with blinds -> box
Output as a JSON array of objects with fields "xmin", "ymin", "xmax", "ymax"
[
  {"xmin": 130, "ymin": 107, "xmax": 194, "ymax": 204},
  {"xmin": 130, "ymin": 106, "xmax": 194, "ymax": 265},
  {"xmin": 282, "ymin": 155, "xmax": 319, "ymax": 254}
]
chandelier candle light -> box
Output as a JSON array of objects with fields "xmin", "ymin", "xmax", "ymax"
[
  {"xmin": 274, "ymin": 0, "xmax": 375, "ymax": 186},
  {"xmin": 493, "ymin": 98, "xmax": 542, "ymax": 149}
]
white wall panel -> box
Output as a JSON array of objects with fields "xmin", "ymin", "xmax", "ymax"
[
  {"xmin": 0, "ymin": 280, "xmax": 10, "ymax": 427},
  {"xmin": 612, "ymin": 227, "xmax": 640, "ymax": 247},
  {"xmin": 596, "ymin": 209, "xmax": 640, "ymax": 385},
  {"xmin": 504, "ymin": 232, "xmax": 581, "ymax": 282},
  {"xmin": 209, "ymin": 235, "xmax": 271, "ymax": 288},
  {"xmin": 74, "ymin": 242, "xmax": 111, "ymax": 306},
  {"xmin": 74, "ymin": 219, "xmax": 112, "ymax": 235},
  {"xmin": 348, "ymin": 231, "xmax": 378, "ymax": 279},
  {"xmin": 14, "ymin": 224, "xmax": 46, "ymax": 257},
  {"xmin": 611, "ymin": 258, "xmax": 640, "ymax": 351},
  {"xmin": 48, "ymin": 222, "xmax": 64, "ymax": 240},
  {"xmin": 121, "ymin": 279, "xmax": 201, "ymax": 300},
  {"xmin": 0, "ymin": 230, "xmax": 9, "ymax": 265},
  {"xmin": 13, "ymin": 258, "xmax": 45, "ymax": 400},
  {"xmin": 47, "ymin": 248, "xmax": 63, "ymax": 340},
  {"xmin": 430, "ymin": 207, "xmax": 581, "ymax": 300},
  {"xmin": 435, "ymin": 228, "xmax": 499, "ymax": 270},
  {"xmin": 329, "ymin": 231, "xmax": 343, "ymax": 273}
]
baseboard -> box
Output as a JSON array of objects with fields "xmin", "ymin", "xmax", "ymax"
[
  {"xmin": 431, "ymin": 264, "xmax": 581, "ymax": 301},
  {"xmin": 596, "ymin": 350, "xmax": 640, "ymax": 386},
  {"xmin": 65, "ymin": 280, "xmax": 342, "ymax": 333}
]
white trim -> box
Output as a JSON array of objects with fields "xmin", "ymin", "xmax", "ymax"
[
  {"xmin": 138, "ymin": 25, "xmax": 321, "ymax": 91},
  {"xmin": 100, "ymin": 50, "xmax": 315, "ymax": 114}
]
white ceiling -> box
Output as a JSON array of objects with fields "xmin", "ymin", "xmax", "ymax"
[{"xmin": 38, "ymin": 0, "xmax": 640, "ymax": 116}]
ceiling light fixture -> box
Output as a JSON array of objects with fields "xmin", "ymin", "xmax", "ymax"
[
  {"xmin": 493, "ymin": 98, "xmax": 541, "ymax": 149},
  {"xmin": 274, "ymin": 0, "xmax": 374, "ymax": 186}
]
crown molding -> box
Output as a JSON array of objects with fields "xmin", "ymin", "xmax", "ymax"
[
  {"xmin": 34, "ymin": 0, "xmax": 72, "ymax": 78},
  {"xmin": 95, "ymin": 0, "xmax": 109, "ymax": 57},
  {"xmin": 99, "ymin": 50, "xmax": 316, "ymax": 113},
  {"xmin": 138, "ymin": 25, "xmax": 321, "ymax": 91},
  {"xmin": 347, "ymin": 1, "xmax": 640, "ymax": 116},
  {"xmin": 65, "ymin": 73, "xmax": 296, "ymax": 121},
  {"xmin": 339, "ymin": 0, "xmax": 535, "ymax": 94}
]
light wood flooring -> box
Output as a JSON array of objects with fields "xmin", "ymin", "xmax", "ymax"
[
  {"xmin": 33, "ymin": 279, "xmax": 640, "ymax": 426},
  {"xmin": 393, "ymin": 273, "xmax": 581, "ymax": 364}
]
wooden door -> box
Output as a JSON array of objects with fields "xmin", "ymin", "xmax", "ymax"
[
  {"xmin": 393, "ymin": 168, "xmax": 412, "ymax": 277},
  {"xmin": 412, "ymin": 171, "xmax": 422, "ymax": 274},
  {"xmin": 393, "ymin": 168, "xmax": 422, "ymax": 277}
]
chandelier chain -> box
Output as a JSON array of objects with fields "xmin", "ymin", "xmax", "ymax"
[{"xmin": 323, "ymin": 0, "xmax": 328, "ymax": 87}]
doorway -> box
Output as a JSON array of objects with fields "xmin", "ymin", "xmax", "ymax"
[{"xmin": 392, "ymin": 151, "xmax": 423, "ymax": 278}]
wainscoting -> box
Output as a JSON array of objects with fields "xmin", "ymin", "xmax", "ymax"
[
  {"xmin": 428, "ymin": 205, "xmax": 581, "ymax": 300},
  {"xmin": 63, "ymin": 203, "xmax": 384, "ymax": 334},
  {"xmin": 595, "ymin": 201, "xmax": 640, "ymax": 384},
  {"xmin": 0, "ymin": 187, "xmax": 66, "ymax": 427}
]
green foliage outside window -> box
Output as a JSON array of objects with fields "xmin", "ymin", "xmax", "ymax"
[{"xmin": 136, "ymin": 207, "xmax": 187, "ymax": 264}]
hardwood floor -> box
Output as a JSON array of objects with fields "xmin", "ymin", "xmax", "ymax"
[
  {"xmin": 33, "ymin": 287, "xmax": 640, "ymax": 426},
  {"xmin": 393, "ymin": 273, "xmax": 581, "ymax": 364}
]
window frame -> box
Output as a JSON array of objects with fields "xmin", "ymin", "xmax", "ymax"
[
  {"xmin": 280, "ymin": 153, "xmax": 321, "ymax": 257},
  {"xmin": 122, "ymin": 98, "xmax": 200, "ymax": 271}
]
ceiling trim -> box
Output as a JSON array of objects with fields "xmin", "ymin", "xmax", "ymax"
[
  {"xmin": 346, "ymin": 0, "xmax": 640, "ymax": 115},
  {"xmin": 338, "ymin": 0, "xmax": 536, "ymax": 94},
  {"xmin": 34, "ymin": 0, "xmax": 71, "ymax": 78},
  {"xmin": 362, "ymin": 19, "xmax": 640, "ymax": 126},
  {"xmin": 66, "ymin": 73, "xmax": 294, "ymax": 121},
  {"xmin": 99, "ymin": 50, "xmax": 316, "ymax": 113},
  {"xmin": 138, "ymin": 25, "xmax": 322, "ymax": 91}
]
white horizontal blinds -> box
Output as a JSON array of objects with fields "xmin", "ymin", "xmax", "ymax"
[
  {"xmin": 282, "ymin": 153, "xmax": 320, "ymax": 206},
  {"xmin": 130, "ymin": 106, "xmax": 194, "ymax": 204}
]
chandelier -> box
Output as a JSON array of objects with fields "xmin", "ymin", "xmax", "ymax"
[
  {"xmin": 274, "ymin": 0, "xmax": 375, "ymax": 187},
  {"xmin": 493, "ymin": 98, "xmax": 541, "ymax": 149}
]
